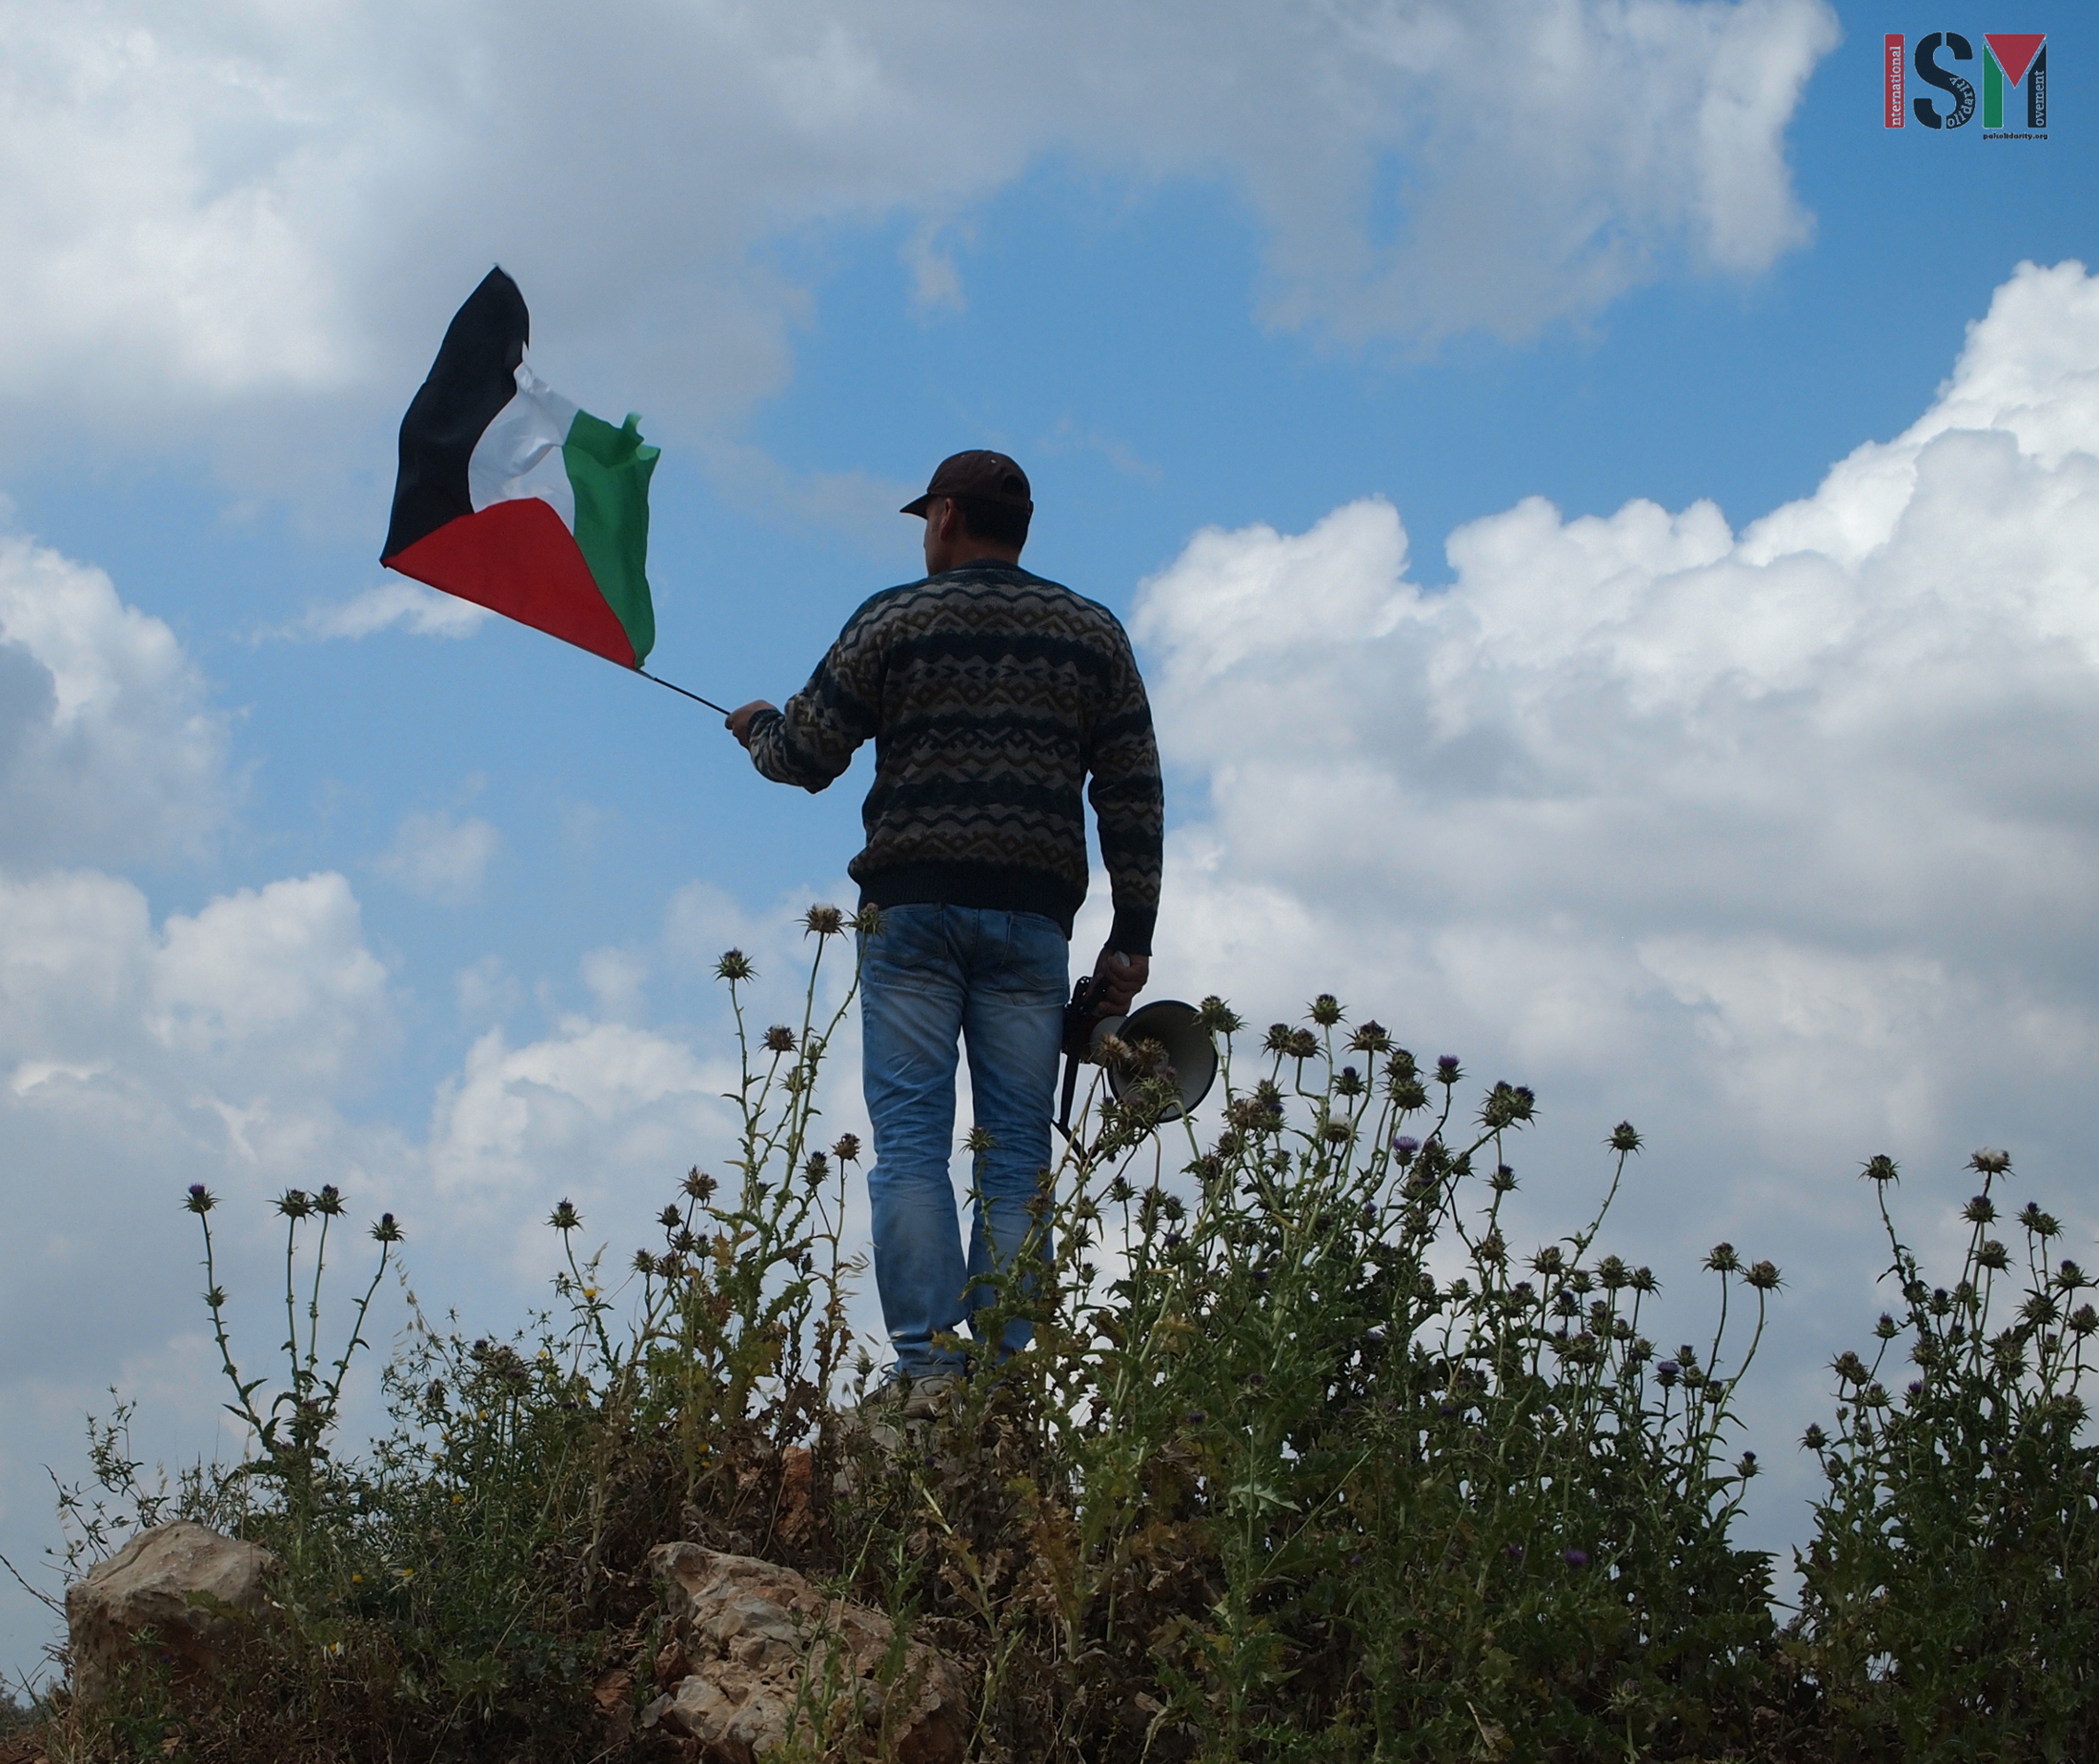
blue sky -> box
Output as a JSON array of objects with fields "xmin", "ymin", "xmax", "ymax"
[{"xmin": 3, "ymin": 0, "xmax": 2095, "ymax": 1675}]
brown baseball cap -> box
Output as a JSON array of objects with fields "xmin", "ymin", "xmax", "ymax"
[{"xmin": 901, "ymin": 449, "xmax": 1033, "ymax": 518}]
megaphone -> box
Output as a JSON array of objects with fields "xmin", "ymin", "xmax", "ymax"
[
  {"xmin": 1093, "ymin": 999, "xmax": 1220, "ymax": 1122},
  {"xmin": 1056, "ymin": 983, "xmax": 1219, "ymax": 1137}
]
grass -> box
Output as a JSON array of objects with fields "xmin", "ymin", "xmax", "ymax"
[{"xmin": 22, "ymin": 909, "xmax": 2099, "ymax": 1761}]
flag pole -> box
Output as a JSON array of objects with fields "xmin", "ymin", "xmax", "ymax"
[{"xmin": 637, "ymin": 668, "xmax": 731, "ymax": 717}]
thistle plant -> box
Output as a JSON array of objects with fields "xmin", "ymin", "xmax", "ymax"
[
  {"xmin": 897, "ymin": 996, "xmax": 1790, "ymax": 1761},
  {"xmin": 183, "ymin": 1179, "xmax": 402, "ymax": 1518},
  {"xmin": 43, "ymin": 924, "xmax": 2099, "ymax": 1763},
  {"xmin": 1792, "ymin": 1149, "xmax": 2099, "ymax": 1760}
]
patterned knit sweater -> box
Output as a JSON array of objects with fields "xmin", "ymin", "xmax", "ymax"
[{"xmin": 745, "ymin": 562, "xmax": 1163, "ymax": 953}]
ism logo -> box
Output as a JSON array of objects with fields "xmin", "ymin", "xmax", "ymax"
[{"xmin": 1884, "ymin": 31, "xmax": 2047, "ymax": 129}]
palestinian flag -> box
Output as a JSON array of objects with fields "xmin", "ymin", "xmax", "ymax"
[{"xmin": 382, "ymin": 268, "xmax": 657, "ymax": 668}]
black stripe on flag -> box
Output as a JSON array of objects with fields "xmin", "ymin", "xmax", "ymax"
[{"xmin": 382, "ymin": 267, "xmax": 530, "ymax": 562}]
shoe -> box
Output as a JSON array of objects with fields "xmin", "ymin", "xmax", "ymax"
[{"xmin": 899, "ymin": 1372, "xmax": 962, "ymax": 1420}]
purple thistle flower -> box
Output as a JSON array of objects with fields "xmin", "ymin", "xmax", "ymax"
[
  {"xmin": 1564, "ymin": 1549, "xmax": 1589, "ymax": 1568},
  {"xmin": 1392, "ymin": 1135, "xmax": 1421, "ymax": 1161}
]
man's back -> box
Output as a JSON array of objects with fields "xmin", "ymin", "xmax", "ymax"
[{"xmin": 746, "ymin": 561, "xmax": 1161, "ymax": 953}]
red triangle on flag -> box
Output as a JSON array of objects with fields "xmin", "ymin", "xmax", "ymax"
[{"xmin": 1985, "ymin": 33, "xmax": 2045, "ymax": 88}]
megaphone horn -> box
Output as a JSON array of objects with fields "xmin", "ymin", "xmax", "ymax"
[{"xmin": 1090, "ymin": 999, "xmax": 1219, "ymax": 1124}]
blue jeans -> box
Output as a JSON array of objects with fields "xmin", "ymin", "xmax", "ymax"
[{"xmin": 859, "ymin": 904, "xmax": 1068, "ymax": 1379}]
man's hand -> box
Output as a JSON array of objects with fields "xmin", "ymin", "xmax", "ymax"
[
  {"xmin": 1090, "ymin": 946, "xmax": 1150, "ymax": 1018},
  {"xmin": 725, "ymin": 700, "xmax": 777, "ymax": 749}
]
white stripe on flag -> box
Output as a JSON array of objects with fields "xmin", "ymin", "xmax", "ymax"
[{"xmin": 467, "ymin": 362, "xmax": 580, "ymax": 529}]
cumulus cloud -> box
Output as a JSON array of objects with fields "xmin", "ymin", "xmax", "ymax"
[
  {"xmin": 375, "ymin": 809, "xmax": 501, "ymax": 905},
  {"xmin": 0, "ymin": 535, "xmax": 228, "ymax": 867},
  {"xmin": 1123, "ymin": 256, "xmax": 2099, "ymax": 1547},
  {"xmin": 0, "ymin": 0, "xmax": 1836, "ymax": 470}
]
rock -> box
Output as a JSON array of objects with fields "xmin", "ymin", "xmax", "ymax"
[
  {"xmin": 64, "ymin": 1521, "xmax": 277, "ymax": 1701},
  {"xmin": 641, "ymin": 1543, "xmax": 964, "ymax": 1764}
]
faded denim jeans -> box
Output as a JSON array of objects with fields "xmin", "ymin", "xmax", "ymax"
[{"xmin": 858, "ymin": 904, "xmax": 1068, "ymax": 1380}]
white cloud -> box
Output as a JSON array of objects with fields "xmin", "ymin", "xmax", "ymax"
[
  {"xmin": 581, "ymin": 948, "xmax": 650, "ymax": 1023},
  {"xmin": 278, "ymin": 581, "xmax": 490, "ymax": 642},
  {"xmin": 375, "ymin": 809, "xmax": 500, "ymax": 905},
  {"xmin": 0, "ymin": 535, "xmax": 228, "ymax": 867},
  {"xmin": 0, "ymin": 0, "xmax": 1837, "ymax": 472},
  {"xmin": 150, "ymin": 873, "xmax": 394, "ymax": 1082}
]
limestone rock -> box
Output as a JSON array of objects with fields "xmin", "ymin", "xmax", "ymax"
[
  {"xmin": 641, "ymin": 1543, "xmax": 964, "ymax": 1764},
  {"xmin": 65, "ymin": 1521, "xmax": 277, "ymax": 1700}
]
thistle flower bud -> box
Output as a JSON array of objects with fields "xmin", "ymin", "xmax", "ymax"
[
  {"xmin": 1490, "ymin": 1165, "xmax": 1517, "ymax": 1193},
  {"xmin": 1263, "ymin": 1023, "xmax": 1292, "ymax": 1053},
  {"xmin": 1194, "ymin": 995, "xmax": 1244, "ymax": 1034},
  {"xmin": 659, "ymin": 1205, "xmax": 683, "ymax": 1229},
  {"xmin": 1800, "ymin": 1424, "xmax": 1827, "ymax": 1449},
  {"xmin": 1391, "ymin": 1135, "xmax": 1421, "ymax": 1164},
  {"xmin": 1435, "ymin": 1056, "xmax": 1462, "ymax": 1085},
  {"xmin": 277, "ymin": 1188, "xmax": 313, "ymax": 1219},
  {"xmin": 714, "ymin": 948, "xmax": 753, "ymax": 981},
  {"xmin": 764, "ymin": 1025, "xmax": 797, "ymax": 1053},
  {"xmin": 1334, "ymin": 1065, "xmax": 1364, "ymax": 1097},
  {"xmin": 1091, "ymin": 1034, "xmax": 1133, "ymax": 1069},
  {"xmin": 2070, "ymin": 1305, "xmax": 2098, "ymax": 1337},
  {"xmin": 371, "ymin": 1213, "xmax": 402, "ymax": 1244},
  {"xmin": 831, "ymin": 1135, "xmax": 861, "ymax": 1165},
  {"xmin": 1963, "ymin": 1194, "xmax": 1996, "ymax": 1224},
  {"xmin": 1969, "ymin": 1147, "xmax": 2011, "ymax": 1176},
  {"xmin": 1347, "ymin": 1019, "xmax": 1390, "ymax": 1053},
  {"xmin": 802, "ymin": 903, "xmax": 844, "ymax": 936},
  {"xmin": 633, "ymin": 1249, "xmax": 657, "ymax": 1274},
  {"xmin": 1874, "ymin": 1313, "xmax": 1899, "ymax": 1340},
  {"xmin": 1745, "ymin": 1260, "xmax": 1781, "ymax": 1292},
  {"xmin": 1479, "ymin": 1082, "xmax": 1536, "ymax": 1129},
  {"xmin": 2017, "ymin": 1202, "xmax": 2061, "ymax": 1237},
  {"xmin": 184, "ymin": 1184, "xmax": 215, "ymax": 1215},
  {"xmin": 1705, "ymin": 1243, "xmax": 1740, "ymax": 1274},
  {"xmin": 1736, "ymin": 1452, "xmax": 1758, "ymax": 1477},
  {"xmin": 1608, "ymin": 1121, "xmax": 1642, "ymax": 1153},
  {"xmin": 1309, "ymin": 994, "xmax": 1342, "ymax": 1026},
  {"xmin": 548, "ymin": 1199, "xmax": 582, "ymax": 1232},
  {"xmin": 1285, "ymin": 1028, "xmax": 1319, "ymax": 1060},
  {"xmin": 316, "ymin": 1184, "xmax": 345, "ymax": 1217},
  {"xmin": 1831, "ymin": 1350, "xmax": 1867, "ymax": 1383},
  {"xmin": 1632, "ymin": 1266, "xmax": 1657, "ymax": 1293},
  {"xmin": 1978, "ymin": 1239, "xmax": 2009, "ymax": 1271}
]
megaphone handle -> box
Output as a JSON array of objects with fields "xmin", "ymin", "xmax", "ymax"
[{"xmin": 1057, "ymin": 1047, "xmax": 1081, "ymax": 1141}]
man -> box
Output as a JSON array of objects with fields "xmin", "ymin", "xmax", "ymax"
[{"xmin": 726, "ymin": 450, "xmax": 1162, "ymax": 1402}]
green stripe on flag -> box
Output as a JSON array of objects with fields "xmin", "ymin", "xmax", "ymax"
[
  {"xmin": 1984, "ymin": 51, "xmax": 2003, "ymax": 129},
  {"xmin": 563, "ymin": 410, "xmax": 659, "ymax": 666}
]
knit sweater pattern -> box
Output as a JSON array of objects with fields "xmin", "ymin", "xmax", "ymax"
[{"xmin": 745, "ymin": 562, "xmax": 1163, "ymax": 953}]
